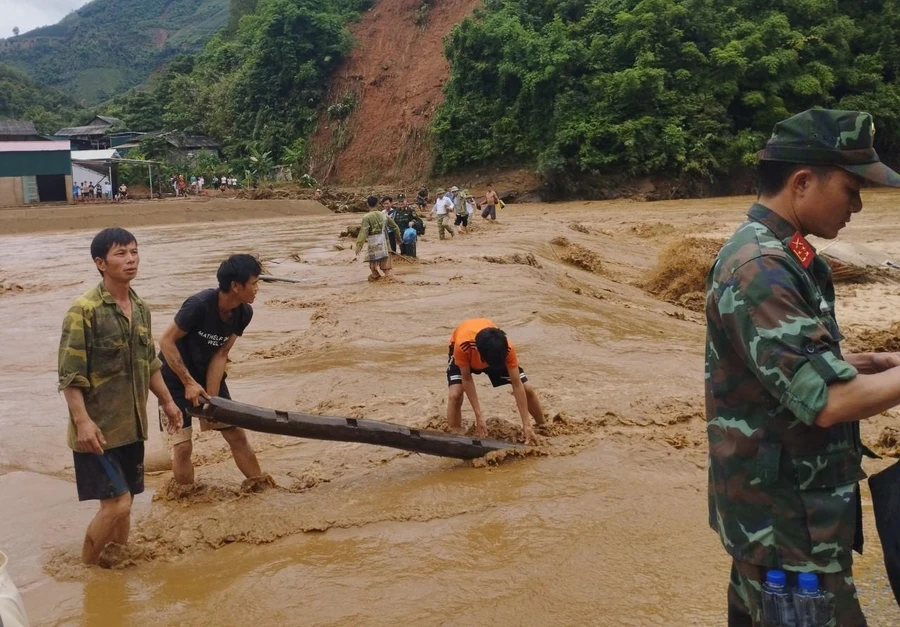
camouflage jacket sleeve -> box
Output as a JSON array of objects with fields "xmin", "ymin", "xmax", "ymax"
[
  {"xmin": 714, "ymin": 253, "xmax": 857, "ymax": 426},
  {"xmin": 58, "ymin": 304, "xmax": 91, "ymax": 390}
]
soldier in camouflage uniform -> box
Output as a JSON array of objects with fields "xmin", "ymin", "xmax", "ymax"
[
  {"xmin": 706, "ymin": 110, "xmax": 900, "ymax": 626},
  {"xmin": 58, "ymin": 228, "xmax": 183, "ymax": 565}
]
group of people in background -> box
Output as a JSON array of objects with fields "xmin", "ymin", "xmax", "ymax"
[
  {"xmin": 354, "ymin": 183, "xmax": 504, "ymax": 281},
  {"xmin": 171, "ymin": 174, "xmax": 240, "ymax": 197},
  {"xmin": 73, "ymin": 181, "xmax": 128, "ymax": 202}
]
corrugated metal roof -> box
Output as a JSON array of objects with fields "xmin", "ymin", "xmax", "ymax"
[
  {"xmin": 55, "ymin": 125, "xmax": 110, "ymax": 137},
  {"xmin": 0, "ymin": 120, "xmax": 38, "ymax": 136},
  {"xmin": 72, "ymin": 149, "xmax": 120, "ymax": 161},
  {"xmin": 93, "ymin": 116, "xmax": 124, "ymax": 127},
  {"xmin": 0, "ymin": 140, "xmax": 71, "ymax": 152}
]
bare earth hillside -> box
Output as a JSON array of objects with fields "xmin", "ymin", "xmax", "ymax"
[{"xmin": 309, "ymin": 0, "xmax": 480, "ymax": 185}]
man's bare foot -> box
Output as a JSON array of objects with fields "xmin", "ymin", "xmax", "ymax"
[{"xmin": 241, "ymin": 474, "xmax": 276, "ymax": 493}]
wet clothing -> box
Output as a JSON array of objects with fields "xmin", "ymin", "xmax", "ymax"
[
  {"xmin": 401, "ymin": 226, "xmax": 418, "ymax": 257},
  {"xmin": 706, "ymin": 203, "xmax": 866, "ymax": 623},
  {"xmin": 454, "ymin": 214, "xmax": 469, "ymax": 227},
  {"xmin": 482, "ymin": 205, "xmax": 497, "ymax": 220},
  {"xmin": 355, "ymin": 210, "xmax": 401, "ymax": 261},
  {"xmin": 446, "ymin": 345, "xmax": 527, "ymax": 388},
  {"xmin": 727, "ymin": 560, "xmax": 866, "ymax": 627},
  {"xmin": 73, "ymin": 441, "xmax": 145, "ymax": 501},
  {"xmin": 449, "ymin": 318, "xmax": 520, "ymax": 372},
  {"xmin": 160, "ymin": 289, "xmax": 252, "ymax": 420},
  {"xmin": 58, "ymin": 282, "xmax": 161, "ymax": 452}
]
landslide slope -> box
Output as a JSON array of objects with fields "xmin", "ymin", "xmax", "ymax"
[
  {"xmin": 309, "ymin": 0, "xmax": 480, "ymax": 185},
  {"xmin": 0, "ymin": 0, "xmax": 229, "ymax": 104}
]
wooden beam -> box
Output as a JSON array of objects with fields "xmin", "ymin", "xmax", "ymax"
[{"xmin": 188, "ymin": 397, "xmax": 525, "ymax": 460}]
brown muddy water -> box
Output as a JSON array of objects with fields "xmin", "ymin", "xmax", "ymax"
[{"xmin": 2, "ymin": 196, "xmax": 900, "ymax": 625}]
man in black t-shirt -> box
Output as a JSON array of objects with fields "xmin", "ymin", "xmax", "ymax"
[{"xmin": 159, "ymin": 254, "xmax": 265, "ymax": 486}]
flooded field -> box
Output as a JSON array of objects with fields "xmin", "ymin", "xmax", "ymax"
[{"xmin": 2, "ymin": 194, "xmax": 900, "ymax": 625}]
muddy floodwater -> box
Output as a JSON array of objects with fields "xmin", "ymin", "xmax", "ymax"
[{"xmin": 2, "ymin": 195, "xmax": 900, "ymax": 625}]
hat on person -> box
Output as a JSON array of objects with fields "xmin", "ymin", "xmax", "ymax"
[
  {"xmin": 461, "ymin": 189, "xmax": 470, "ymax": 198},
  {"xmin": 758, "ymin": 109, "xmax": 900, "ymax": 187},
  {"xmin": 436, "ymin": 188, "xmax": 445, "ymax": 195},
  {"xmin": 397, "ymin": 193, "xmax": 406, "ymax": 200},
  {"xmin": 450, "ymin": 185, "xmax": 459, "ymax": 192}
]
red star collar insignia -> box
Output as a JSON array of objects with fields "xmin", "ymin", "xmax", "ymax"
[{"xmin": 789, "ymin": 232, "xmax": 815, "ymax": 269}]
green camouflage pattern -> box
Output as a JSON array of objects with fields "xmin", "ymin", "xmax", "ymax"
[
  {"xmin": 354, "ymin": 210, "xmax": 401, "ymax": 255},
  {"xmin": 58, "ymin": 282, "xmax": 162, "ymax": 451},
  {"xmin": 728, "ymin": 560, "xmax": 865, "ymax": 627},
  {"xmin": 705, "ymin": 204, "xmax": 866, "ymax": 573},
  {"xmin": 758, "ymin": 108, "xmax": 900, "ymax": 187}
]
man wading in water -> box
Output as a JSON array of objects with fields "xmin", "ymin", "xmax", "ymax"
[
  {"xmin": 159, "ymin": 254, "xmax": 267, "ymax": 488},
  {"xmin": 446, "ymin": 319, "xmax": 545, "ymax": 445},
  {"xmin": 58, "ymin": 228, "xmax": 182, "ymax": 565},
  {"xmin": 355, "ymin": 195, "xmax": 402, "ymax": 281}
]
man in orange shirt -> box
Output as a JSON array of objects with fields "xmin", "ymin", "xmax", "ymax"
[{"xmin": 447, "ymin": 319, "xmax": 545, "ymax": 445}]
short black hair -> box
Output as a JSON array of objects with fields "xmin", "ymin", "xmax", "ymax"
[
  {"xmin": 475, "ymin": 327, "xmax": 510, "ymax": 368},
  {"xmin": 757, "ymin": 161, "xmax": 836, "ymax": 197},
  {"xmin": 91, "ymin": 227, "xmax": 137, "ymax": 264},
  {"xmin": 217, "ymin": 254, "xmax": 262, "ymax": 292},
  {"xmin": 367, "ymin": 195, "xmax": 379, "ymax": 208},
  {"xmin": 382, "ymin": 196, "xmax": 393, "ymax": 203}
]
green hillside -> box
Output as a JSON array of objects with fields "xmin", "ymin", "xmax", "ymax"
[
  {"xmin": 0, "ymin": 64, "xmax": 85, "ymax": 134},
  {"xmin": 0, "ymin": 0, "xmax": 230, "ymax": 104}
]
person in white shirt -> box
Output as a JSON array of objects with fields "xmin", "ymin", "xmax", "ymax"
[
  {"xmin": 0, "ymin": 552, "xmax": 30, "ymax": 627},
  {"xmin": 432, "ymin": 188, "xmax": 455, "ymax": 240}
]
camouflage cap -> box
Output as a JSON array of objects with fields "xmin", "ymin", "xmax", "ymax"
[
  {"xmin": 758, "ymin": 109, "xmax": 900, "ymax": 187},
  {"xmin": 397, "ymin": 193, "xmax": 406, "ymax": 200}
]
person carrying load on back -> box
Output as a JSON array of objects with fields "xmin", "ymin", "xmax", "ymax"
[
  {"xmin": 454, "ymin": 188, "xmax": 471, "ymax": 233},
  {"xmin": 355, "ymin": 195, "xmax": 402, "ymax": 281},
  {"xmin": 446, "ymin": 318, "xmax": 545, "ymax": 446},
  {"xmin": 706, "ymin": 109, "xmax": 900, "ymax": 627}
]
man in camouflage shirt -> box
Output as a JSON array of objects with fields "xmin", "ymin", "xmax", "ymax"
[
  {"xmin": 707, "ymin": 110, "xmax": 900, "ymax": 626},
  {"xmin": 59, "ymin": 228, "xmax": 182, "ymax": 565}
]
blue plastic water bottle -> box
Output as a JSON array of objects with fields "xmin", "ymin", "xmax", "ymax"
[
  {"xmin": 762, "ymin": 569, "xmax": 797, "ymax": 626},
  {"xmin": 793, "ymin": 573, "xmax": 829, "ymax": 627}
]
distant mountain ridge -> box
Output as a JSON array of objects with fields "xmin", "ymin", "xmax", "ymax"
[{"xmin": 0, "ymin": 0, "xmax": 230, "ymax": 104}]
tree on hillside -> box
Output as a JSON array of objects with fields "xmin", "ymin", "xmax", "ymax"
[
  {"xmin": 12, "ymin": 27, "xmax": 18, "ymax": 36},
  {"xmin": 434, "ymin": 0, "xmax": 900, "ymax": 191}
]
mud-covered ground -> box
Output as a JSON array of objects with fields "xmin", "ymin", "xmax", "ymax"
[{"xmin": 2, "ymin": 193, "xmax": 900, "ymax": 626}]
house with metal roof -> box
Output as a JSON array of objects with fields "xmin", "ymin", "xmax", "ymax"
[
  {"xmin": 0, "ymin": 140, "xmax": 73, "ymax": 206},
  {"xmin": 54, "ymin": 115, "xmax": 128, "ymax": 150},
  {"xmin": 0, "ymin": 120, "xmax": 42, "ymax": 142}
]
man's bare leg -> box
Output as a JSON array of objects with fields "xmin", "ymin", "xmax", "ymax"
[
  {"xmin": 221, "ymin": 427, "xmax": 262, "ymax": 479},
  {"xmin": 524, "ymin": 384, "xmax": 546, "ymax": 425},
  {"xmin": 447, "ymin": 385, "xmax": 464, "ymax": 429},
  {"xmin": 172, "ymin": 440, "xmax": 195, "ymax": 485},
  {"xmin": 82, "ymin": 492, "xmax": 132, "ymax": 565}
]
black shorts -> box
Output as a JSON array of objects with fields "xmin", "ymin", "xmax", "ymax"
[
  {"xmin": 446, "ymin": 346, "xmax": 527, "ymax": 388},
  {"xmin": 454, "ymin": 214, "xmax": 469, "ymax": 227},
  {"xmin": 73, "ymin": 441, "xmax": 144, "ymax": 501},
  {"xmin": 167, "ymin": 378, "xmax": 231, "ymax": 429},
  {"xmin": 416, "ymin": 199, "xmax": 427, "ymax": 207}
]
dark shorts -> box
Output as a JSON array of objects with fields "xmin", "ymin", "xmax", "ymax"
[
  {"xmin": 417, "ymin": 199, "xmax": 427, "ymax": 207},
  {"xmin": 482, "ymin": 205, "xmax": 497, "ymax": 220},
  {"xmin": 446, "ymin": 346, "xmax": 527, "ymax": 388},
  {"xmin": 73, "ymin": 441, "xmax": 144, "ymax": 501},
  {"xmin": 454, "ymin": 214, "xmax": 469, "ymax": 227},
  {"xmin": 727, "ymin": 560, "xmax": 866, "ymax": 627}
]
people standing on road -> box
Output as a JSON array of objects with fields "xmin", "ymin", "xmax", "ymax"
[
  {"xmin": 87, "ymin": 183, "xmax": 95, "ymax": 201},
  {"xmin": 706, "ymin": 109, "xmax": 900, "ymax": 627},
  {"xmin": 355, "ymin": 195, "xmax": 402, "ymax": 281},
  {"xmin": 158, "ymin": 254, "xmax": 267, "ymax": 488},
  {"xmin": 482, "ymin": 184, "xmax": 500, "ymax": 221},
  {"xmin": 433, "ymin": 188, "xmax": 455, "ymax": 240},
  {"xmin": 103, "ymin": 182, "xmax": 112, "ymax": 201},
  {"xmin": 446, "ymin": 318, "xmax": 545, "ymax": 445},
  {"xmin": 58, "ymin": 228, "xmax": 183, "ymax": 565},
  {"xmin": 73, "ymin": 181, "xmax": 81, "ymax": 202}
]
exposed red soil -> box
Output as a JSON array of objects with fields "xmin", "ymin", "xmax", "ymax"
[{"xmin": 309, "ymin": 0, "xmax": 481, "ymax": 186}]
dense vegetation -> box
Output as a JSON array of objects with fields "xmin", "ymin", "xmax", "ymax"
[
  {"xmin": 434, "ymin": 0, "xmax": 900, "ymax": 193},
  {"xmin": 104, "ymin": 0, "xmax": 369, "ymax": 172},
  {"xmin": 0, "ymin": 64, "xmax": 85, "ymax": 134},
  {"xmin": 0, "ymin": 0, "xmax": 229, "ymax": 104}
]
